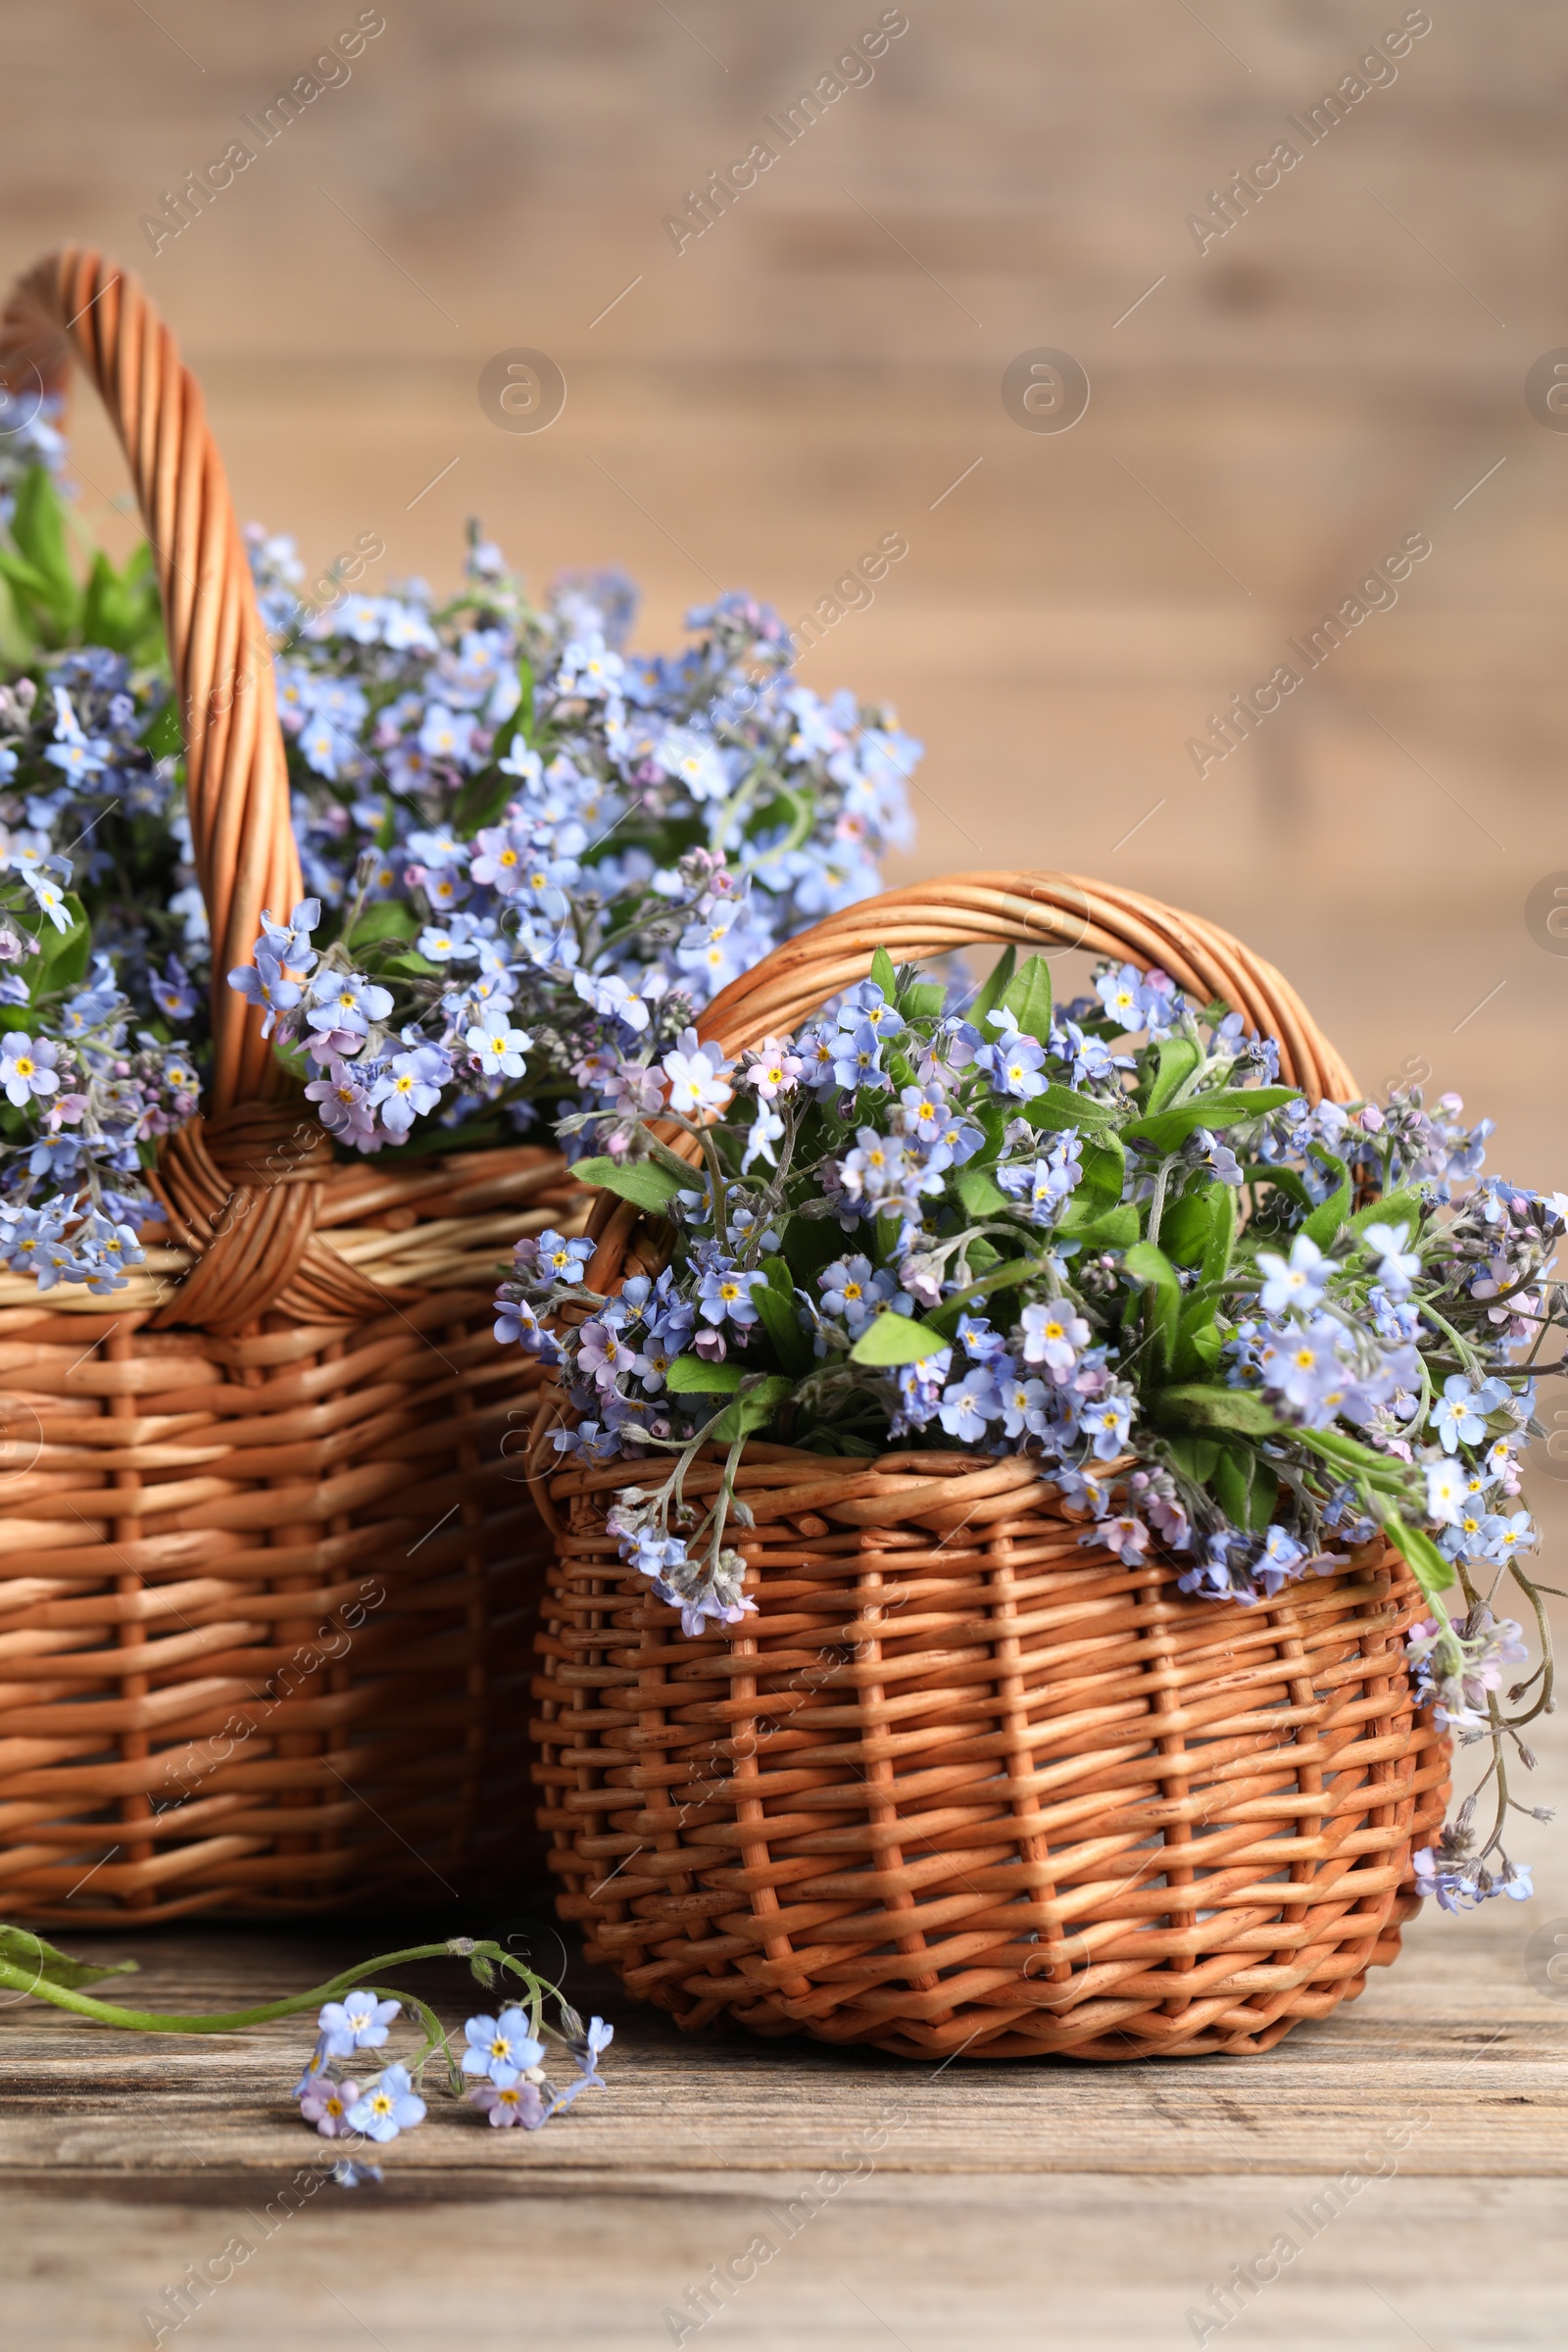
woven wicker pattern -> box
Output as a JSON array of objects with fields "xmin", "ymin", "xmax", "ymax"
[
  {"xmin": 533, "ymin": 872, "xmax": 1448, "ymax": 2057},
  {"xmin": 535, "ymin": 1449, "xmax": 1446, "ymax": 2058},
  {"xmin": 0, "ymin": 251, "xmax": 575, "ymax": 1921}
]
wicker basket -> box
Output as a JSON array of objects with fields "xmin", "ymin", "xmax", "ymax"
[
  {"xmin": 531, "ymin": 873, "xmax": 1449, "ymax": 2059},
  {"xmin": 0, "ymin": 249, "xmax": 582, "ymax": 1922}
]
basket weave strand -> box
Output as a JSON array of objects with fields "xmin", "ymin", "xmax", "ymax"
[
  {"xmin": 0, "ymin": 251, "xmax": 576, "ymax": 1920},
  {"xmin": 532, "ymin": 876, "xmax": 1448, "ymax": 2058}
]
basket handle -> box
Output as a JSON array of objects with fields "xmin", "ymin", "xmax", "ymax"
[
  {"xmin": 697, "ymin": 871, "xmax": 1358, "ymax": 1102},
  {"xmin": 0, "ymin": 247, "xmax": 301, "ymax": 1112}
]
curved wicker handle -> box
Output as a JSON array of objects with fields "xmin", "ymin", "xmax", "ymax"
[
  {"xmin": 698, "ymin": 871, "xmax": 1358, "ymax": 1102},
  {"xmin": 0, "ymin": 247, "xmax": 301, "ymax": 1110}
]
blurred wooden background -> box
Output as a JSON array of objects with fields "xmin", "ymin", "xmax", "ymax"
[{"xmin": 6, "ymin": 0, "xmax": 1566, "ymax": 1178}]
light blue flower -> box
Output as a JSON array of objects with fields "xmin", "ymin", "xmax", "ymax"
[
  {"xmin": 1432, "ymin": 1374, "xmax": 1488, "ymax": 1454},
  {"xmin": 465, "ymin": 1017, "xmax": 533, "ymax": 1078},
  {"xmin": 1255, "ymin": 1235, "xmax": 1330, "ymax": 1316},
  {"xmin": 976, "ymin": 1018, "xmax": 1046, "ymax": 1102},
  {"xmin": 1361, "ymin": 1219, "xmax": 1421, "ymax": 1298},
  {"xmin": 318, "ymin": 1989, "xmax": 401, "ymax": 2055},
  {"xmin": 345, "ymin": 2063, "xmax": 426, "ymax": 2142},
  {"xmin": 742, "ymin": 1102, "xmax": 785, "ymax": 1170},
  {"xmin": 1479, "ymin": 1510, "xmax": 1535, "ymax": 1565},
  {"xmin": 938, "ymin": 1364, "xmax": 1001, "ymax": 1443},
  {"xmin": 461, "ymin": 2006, "xmax": 545, "ymax": 2086},
  {"xmin": 1080, "ymin": 1392, "xmax": 1133, "ymax": 1460},
  {"xmin": 369, "ymin": 1045, "xmax": 451, "ymax": 1134},
  {"xmin": 697, "ymin": 1262, "xmax": 764, "ymax": 1326},
  {"xmin": 0, "ymin": 1033, "xmax": 60, "ymax": 1107}
]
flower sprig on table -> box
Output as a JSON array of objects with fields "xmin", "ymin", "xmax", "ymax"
[
  {"xmin": 0, "ymin": 1924, "xmax": 612, "ymax": 2167},
  {"xmin": 501, "ymin": 944, "xmax": 1565, "ymax": 1904}
]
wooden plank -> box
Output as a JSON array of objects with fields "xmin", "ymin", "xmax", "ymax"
[
  {"xmin": 2, "ymin": 1898, "xmax": 1565, "ymax": 2192},
  {"xmin": 6, "ymin": 2176, "xmax": 1568, "ymax": 2351}
]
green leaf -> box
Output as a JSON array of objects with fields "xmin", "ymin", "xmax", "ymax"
[
  {"xmin": 972, "ymin": 1102, "xmax": 1008, "ymax": 1168},
  {"xmin": 1386, "ymin": 1512, "xmax": 1457, "ymax": 1600},
  {"xmin": 899, "ymin": 980, "xmax": 945, "ymax": 1021},
  {"xmin": 927, "ymin": 1251, "xmax": 1053, "ymax": 1334},
  {"xmin": 1297, "ymin": 1428, "xmax": 1409, "ymax": 1493},
  {"xmin": 710, "ymin": 1378, "xmax": 793, "ymax": 1444},
  {"xmin": 1026, "ymin": 1083, "xmax": 1119, "ymax": 1134},
  {"xmin": 956, "ymin": 1164, "xmax": 1010, "ymax": 1218},
  {"xmin": 849, "ymin": 1309, "xmax": 948, "ymax": 1366},
  {"xmin": 570, "ymin": 1154, "xmax": 686, "ymax": 1215},
  {"xmin": 1057, "ymin": 1200, "xmax": 1140, "ymax": 1250},
  {"xmin": 1153, "ymin": 1383, "xmax": 1282, "ymax": 1437},
  {"xmin": 1002, "ymin": 954, "xmax": 1053, "ymax": 1046},
  {"xmin": 870, "ymin": 945, "xmax": 898, "ymax": 1002},
  {"xmin": 1144, "ymin": 1034, "xmax": 1202, "ymax": 1115},
  {"xmin": 80, "ymin": 547, "xmax": 162, "ymax": 656},
  {"xmin": 968, "ymin": 945, "xmax": 1015, "ymax": 1031},
  {"xmin": 451, "ymin": 763, "xmax": 514, "ymax": 839},
  {"xmin": 1124, "ymin": 1240, "xmax": 1181, "ymax": 1370},
  {"xmin": 347, "ymin": 901, "xmax": 417, "ymax": 950},
  {"xmin": 1211, "ymin": 1442, "xmax": 1277, "ymax": 1533},
  {"xmin": 380, "ymin": 949, "xmax": 440, "ymax": 979},
  {"xmin": 1160, "ymin": 1187, "xmax": 1213, "ymax": 1267},
  {"xmin": 1201, "ymin": 1181, "xmax": 1238, "ymax": 1288},
  {"xmin": 1164, "ymin": 1433, "xmax": 1219, "ymax": 1486},
  {"xmin": 1074, "ymin": 1132, "xmax": 1126, "ymax": 1213},
  {"xmin": 139, "ymin": 697, "xmax": 184, "ymax": 759},
  {"xmin": 665, "ymin": 1356, "xmax": 745, "ymax": 1394},
  {"xmin": 761, "ymin": 1253, "xmax": 795, "ymax": 1298},
  {"xmin": 11, "ymin": 467, "xmax": 78, "ymax": 626},
  {"xmin": 1348, "ymin": 1188, "xmax": 1429, "ymax": 1241},
  {"xmin": 753, "ymin": 1283, "xmax": 812, "ymax": 1377},
  {"xmin": 20, "ymin": 891, "xmax": 91, "ymax": 996},
  {"xmin": 508, "ymin": 655, "xmax": 538, "ymax": 749},
  {"xmin": 782, "ymin": 1211, "xmax": 847, "ymax": 1288},
  {"xmin": 1124, "ymin": 1086, "xmax": 1301, "ymax": 1153},
  {"xmin": 1300, "ymin": 1153, "xmax": 1351, "ymax": 1250},
  {"xmin": 0, "ymin": 1924, "xmax": 138, "ymax": 1992}
]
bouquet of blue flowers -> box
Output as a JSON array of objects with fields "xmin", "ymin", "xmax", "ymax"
[
  {"xmin": 0, "ymin": 435, "xmax": 919, "ymax": 1292},
  {"xmin": 508, "ymin": 941, "xmax": 1563, "ymax": 1906}
]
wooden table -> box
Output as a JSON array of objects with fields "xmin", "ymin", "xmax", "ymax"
[{"xmin": 5, "ymin": 1865, "xmax": 1566, "ymax": 2350}]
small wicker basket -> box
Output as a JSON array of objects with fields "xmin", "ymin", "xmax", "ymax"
[
  {"xmin": 0, "ymin": 250, "xmax": 580, "ymax": 1922},
  {"xmin": 531, "ymin": 874, "xmax": 1449, "ymax": 2059}
]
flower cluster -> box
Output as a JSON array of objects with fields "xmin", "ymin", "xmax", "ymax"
[
  {"xmin": 225, "ymin": 531, "xmax": 918, "ymax": 1152},
  {"xmin": 294, "ymin": 1978, "xmax": 612, "ymax": 2146},
  {"xmin": 0, "ymin": 448, "xmax": 917, "ymax": 1274},
  {"xmin": 0, "ymin": 647, "xmax": 200, "ymax": 1284},
  {"xmin": 506, "ymin": 945, "xmax": 1564, "ymax": 1896}
]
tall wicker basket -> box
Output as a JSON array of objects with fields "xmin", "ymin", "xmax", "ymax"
[
  {"xmin": 0, "ymin": 249, "xmax": 580, "ymax": 1922},
  {"xmin": 531, "ymin": 874, "xmax": 1449, "ymax": 2059}
]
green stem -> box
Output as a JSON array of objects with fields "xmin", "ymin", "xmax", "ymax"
[{"xmin": 0, "ymin": 1940, "xmax": 495, "ymax": 2037}]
